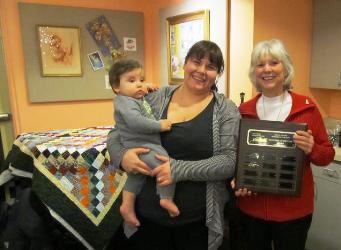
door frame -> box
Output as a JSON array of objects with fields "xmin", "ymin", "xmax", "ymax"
[{"xmin": 0, "ymin": 18, "xmax": 15, "ymax": 158}]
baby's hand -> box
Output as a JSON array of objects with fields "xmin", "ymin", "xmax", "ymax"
[
  {"xmin": 146, "ymin": 83, "xmax": 159, "ymax": 93},
  {"xmin": 160, "ymin": 119, "xmax": 172, "ymax": 131}
]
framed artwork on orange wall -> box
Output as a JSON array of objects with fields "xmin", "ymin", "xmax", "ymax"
[{"xmin": 37, "ymin": 25, "xmax": 82, "ymax": 76}]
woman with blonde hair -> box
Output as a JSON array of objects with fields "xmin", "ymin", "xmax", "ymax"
[{"xmin": 236, "ymin": 39, "xmax": 335, "ymax": 250}]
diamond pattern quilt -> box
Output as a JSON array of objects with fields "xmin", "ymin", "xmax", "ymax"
[{"xmin": 6, "ymin": 126, "xmax": 127, "ymax": 250}]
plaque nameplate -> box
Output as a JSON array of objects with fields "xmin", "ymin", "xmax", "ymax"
[
  {"xmin": 236, "ymin": 119, "xmax": 307, "ymax": 196},
  {"xmin": 247, "ymin": 129, "xmax": 296, "ymax": 148}
]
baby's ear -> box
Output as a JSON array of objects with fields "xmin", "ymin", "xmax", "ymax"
[{"xmin": 112, "ymin": 86, "xmax": 119, "ymax": 94}]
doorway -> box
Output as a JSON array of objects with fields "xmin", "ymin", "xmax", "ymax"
[{"xmin": 0, "ymin": 25, "xmax": 14, "ymax": 165}]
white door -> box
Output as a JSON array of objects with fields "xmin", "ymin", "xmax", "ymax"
[{"xmin": 0, "ymin": 25, "xmax": 14, "ymax": 164}]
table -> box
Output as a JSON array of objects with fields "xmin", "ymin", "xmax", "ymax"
[{"xmin": 0, "ymin": 126, "xmax": 127, "ymax": 250}]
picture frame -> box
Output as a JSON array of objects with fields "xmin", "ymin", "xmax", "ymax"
[
  {"xmin": 87, "ymin": 51, "xmax": 104, "ymax": 71},
  {"xmin": 166, "ymin": 10, "xmax": 210, "ymax": 84},
  {"xmin": 37, "ymin": 25, "xmax": 82, "ymax": 76}
]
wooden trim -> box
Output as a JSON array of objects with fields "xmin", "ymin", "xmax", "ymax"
[{"xmin": 225, "ymin": 0, "xmax": 231, "ymax": 97}]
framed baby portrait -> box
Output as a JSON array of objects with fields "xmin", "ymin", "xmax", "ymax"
[
  {"xmin": 37, "ymin": 25, "xmax": 82, "ymax": 76},
  {"xmin": 166, "ymin": 10, "xmax": 210, "ymax": 84}
]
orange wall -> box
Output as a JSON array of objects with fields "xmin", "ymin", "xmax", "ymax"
[
  {"xmin": 0, "ymin": 0, "xmax": 190, "ymax": 135},
  {"xmin": 253, "ymin": 0, "xmax": 341, "ymax": 119},
  {"xmin": 0, "ymin": 0, "xmax": 156, "ymax": 134}
]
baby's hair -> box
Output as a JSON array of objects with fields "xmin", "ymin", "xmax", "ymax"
[{"xmin": 109, "ymin": 59, "xmax": 142, "ymax": 92}]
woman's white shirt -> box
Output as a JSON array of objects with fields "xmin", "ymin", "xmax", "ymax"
[{"xmin": 256, "ymin": 90, "xmax": 292, "ymax": 122}]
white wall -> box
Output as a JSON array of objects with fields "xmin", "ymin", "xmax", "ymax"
[
  {"xmin": 159, "ymin": 0, "xmax": 254, "ymax": 105},
  {"xmin": 159, "ymin": 0, "xmax": 228, "ymax": 95}
]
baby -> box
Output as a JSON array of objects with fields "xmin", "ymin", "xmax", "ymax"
[{"xmin": 109, "ymin": 59, "xmax": 179, "ymax": 229}]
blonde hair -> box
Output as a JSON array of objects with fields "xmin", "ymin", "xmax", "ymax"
[{"xmin": 248, "ymin": 39, "xmax": 294, "ymax": 91}]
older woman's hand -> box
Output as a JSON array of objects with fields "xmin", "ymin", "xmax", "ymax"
[
  {"xmin": 235, "ymin": 188, "xmax": 254, "ymax": 197},
  {"xmin": 293, "ymin": 130, "xmax": 314, "ymax": 155},
  {"xmin": 121, "ymin": 148, "xmax": 152, "ymax": 176},
  {"xmin": 151, "ymin": 154, "xmax": 172, "ymax": 186},
  {"xmin": 231, "ymin": 179, "xmax": 256, "ymax": 197}
]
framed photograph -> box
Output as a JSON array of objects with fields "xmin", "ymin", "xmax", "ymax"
[
  {"xmin": 37, "ymin": 25, "xmax": 82, "ymax": 76},
  {"xmin": 87, "ymin": 51, "xmax": 104, "ymax": 71},
  {"xmin": 166, "ymin": 10, "xmax": 210, "ymax": 84}
]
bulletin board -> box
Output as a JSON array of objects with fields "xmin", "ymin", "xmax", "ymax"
[{"xmin": 19, "ymin": 3, "xmax": 144, "ymax": 103}]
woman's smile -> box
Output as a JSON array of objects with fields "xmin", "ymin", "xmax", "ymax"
[
  {"xmin": 192, "ymin": 73, "xmax": 206, "ymax": 82},
  {"xmin": 262, "ymin": 74, "xmax": 276, "ymax": 81}
]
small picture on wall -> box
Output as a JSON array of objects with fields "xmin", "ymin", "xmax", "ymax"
[
  {"xmin": 123, "ymin": 37, "xmax": 137, "ymax": 51},
  {"xmin": 88, "ymin": 51, "xmax": 104, "ymax": 71}
]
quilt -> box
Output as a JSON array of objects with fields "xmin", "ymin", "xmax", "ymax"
[{"xmin": 1, "ymin": 126, "xmax": 126, "ymax": 250}]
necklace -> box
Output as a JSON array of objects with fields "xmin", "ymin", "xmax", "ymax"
[{"xmin": 262, "ymin": 92, "xmax": 285, "ymax": 121}]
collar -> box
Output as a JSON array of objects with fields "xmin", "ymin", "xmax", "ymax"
[{"xmin": 239, "ymin": 91, "xmax": 316, "ymax": 120}]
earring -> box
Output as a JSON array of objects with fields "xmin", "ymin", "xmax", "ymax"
[{"xmin": 215, "ymin": 75, "xmax": 219, "ymax": 84}]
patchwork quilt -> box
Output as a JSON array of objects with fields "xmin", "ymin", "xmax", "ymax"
[{"xmin": 3, "ymin": 126, "xmax": 126, "ymax": 250}]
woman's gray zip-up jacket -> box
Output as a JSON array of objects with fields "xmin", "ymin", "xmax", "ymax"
[{"xmin": 107, "ymin": 85, "xmax": 240, "ymax": 250}]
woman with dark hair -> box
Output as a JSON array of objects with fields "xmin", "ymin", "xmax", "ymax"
[
  {"xmin": 107, "ymin": 40, "xmax": 240, "ymax": 250},
  {"xmin": 236, "ymin": 39, "xmax": 335, "ymax": 250}
]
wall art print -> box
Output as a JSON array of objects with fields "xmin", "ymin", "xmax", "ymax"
[
  {"xmin": 86, "ymin": 15, "xmax": 121, "ymax": 56},
  {"xmin": 37, "ymin": 25, "xmax": 82, "ymax": 76},
  {"xmin": 88, "ymin": 51, "xmax": 104, "ymax": 71},
  {"xmin": 123, "ymin": 37, "xmax": 137, "ymax": 51}
]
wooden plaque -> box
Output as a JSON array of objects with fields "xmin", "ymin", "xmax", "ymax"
[{"xmin": 236, "ymin": 119, "xmax": 307, "ymax": 196}]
